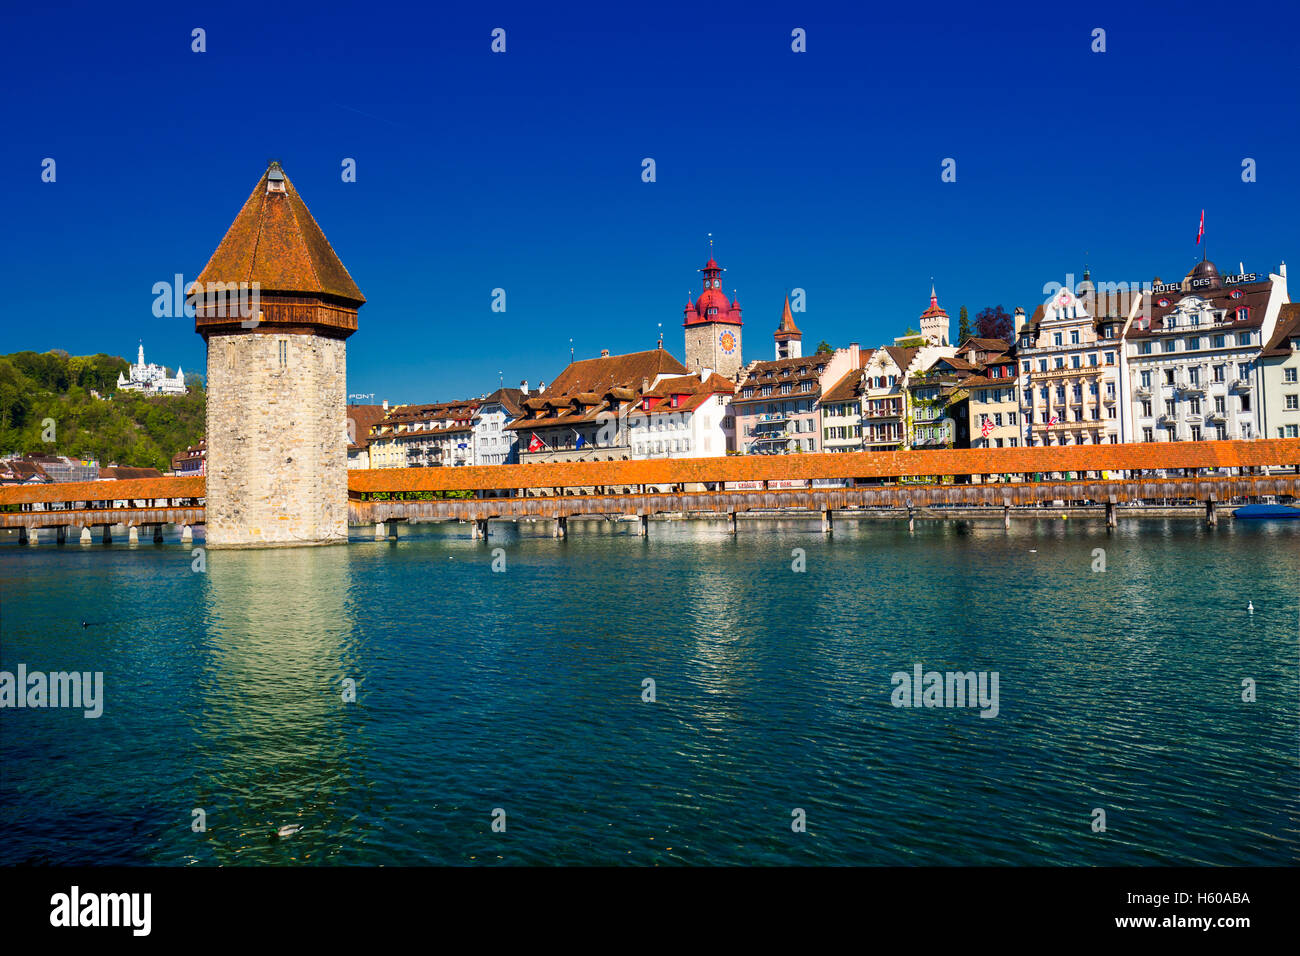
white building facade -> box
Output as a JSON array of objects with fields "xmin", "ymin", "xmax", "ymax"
[{"xmin": 117, "ymin": 342, "xmax": 187, "ymax": 395}]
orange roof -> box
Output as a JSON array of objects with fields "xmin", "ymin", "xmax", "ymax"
[{"xmin": 192, "ymin": 162, "xmax": 364, "ymax": 304}]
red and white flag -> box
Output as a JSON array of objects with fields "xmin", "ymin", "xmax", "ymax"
[
  {"xmin": 980, "ymin": 416, "xmax": 994, "ymax": 438},
  {"xmin": 528, "ymin": 433, "xmax": 545, "ymax": 452},
  {"xmin": 1047, "ymin": 414, "xmax": 1059, "ymax": 427},
  {"xmin": 1196, "ymin": 209, "xmax": 1205, "ymax": 245}
]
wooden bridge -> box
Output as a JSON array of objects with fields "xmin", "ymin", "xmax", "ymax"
[{"xmin": 2, "ymin": 441, "xmax": 1299, "ymax": 543}]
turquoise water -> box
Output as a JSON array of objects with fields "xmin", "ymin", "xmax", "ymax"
[{"xmin": 1, "ymin": 516, "xmax": 1297, "ymax": 865}]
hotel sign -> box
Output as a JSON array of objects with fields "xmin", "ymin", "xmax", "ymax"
[{"xmin": 1151, "ymin": 273, "xmax": 1259, "ymax": 295}]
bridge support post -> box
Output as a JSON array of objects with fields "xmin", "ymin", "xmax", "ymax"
[
  {"xmin": 128, "ymin": 525, "xmax": 139, "ymax": 546},
  {"xmin": 388, "ymin": 521, "xmax": 400, "ymax": 542},
  {"xmin": 374, "ymin": 521, "xmax": 386, "ymax": 541},
  {"xmin": 1106, "ymin": 497, "xmax": 1117, "ymax": 530},
  {"xmin": 153, "ymin": 524, "xmax": 164, "ymax": 544},
  {"xmin": 821, "ymin": 509, "xmax": 833, "ymax": 534},
  {"xmin": 29, "ymin": 528, "xmax": 40, "ymax": 546},
  {"xmin": 80, "ymin": 527, "xmax": 93, "ymax": 546},
  {"xmin": 473, "ymin": 518, "xmax": 489, "ymax": 540},
  {"xmin": 907, "ymin": 506, "xmax": 915, "ymax": 534},
  {"xmin": 101, "ymin": 526, "xmax": 112, "ymax": 545},
  {"xmin": 727, "ymin": 511, "xmax": 737, "ymax": 535},
  {"xmin": 18, "ymin": 527, "xmax": 29, "ymax": 546},
  {"xmin": 637, "ymin": 514, "xmax": 648, "ymax": 537},
  {"xmin": 554, "ymin": 516, "xmax": 567, "ymax": 539},
  {"xmin": 181, "ymin": 525, "xmax": 193, "ymax": 544},
  {"xmin": 1206, "ymin": 496, "xmax": 1217, "ymax": 529},
  {"xmin": 56, "ymin": 526, "xmax": 67, "ymax": 546},
  {"xmin": 1003, "ymin": 498, "xmax": 1011, "ymax": 530}
]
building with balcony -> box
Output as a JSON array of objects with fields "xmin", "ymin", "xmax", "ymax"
[
  {"xmin": 368, "ymin": 400, "xmax": 480, "ymax": 467},
  {"xmin": 1017, "ymin": 277, "xmax": 1124, "ymax": 446},
  {"xmin": 1259, "ymin": 303, "xmax": 1300, "ymax": 440},
  {"xmin": 1123, "ymin": 259, "xmax": 1289, "ymax": 443},
  {"xmin": 906, "ymin": 354, "xmax": 976, "ymax": 448},
  {"xmin": 734, "ymin": 342, "xmax": 858, "ymax": 455}
]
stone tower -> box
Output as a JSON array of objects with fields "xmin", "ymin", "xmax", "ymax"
[
  {"xmin": 919, "ymin": 285, "xmax": 951, "ymax": 347},
  {"xmin": 682, "ymin": 256, "xmax": 743, "ymax": 379},
  {"xmin": 190, "ymin": 161, "xmax": 365, "ymax": 547},
  {"xmin": 775, "ymin": 294, "xmax": 802, "ymax": 360}
]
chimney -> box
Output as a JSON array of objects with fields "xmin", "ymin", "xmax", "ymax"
[
  {"xmin": 1013, "ymin": 307, "xmax": 1026, "ymax": 337},
  {"xmin": 600, "ymin": 348, "xmax": 610, "ymax": 358},
  {"xmin": 641, "ymin": 377, "xmax": 650, "ymax": 393},
  {"xmin": 538, "ymin": 381, "xmax": 546, "ymax": 393},
  {"xmin": 521, "ymin": 380, "xmax": 528, "ymax": 394},
  {"xmin": 849, "ymin": 342, "xmax": 860, "ymax": 368},
  {"xmin": 382, "ymin": 399, "xmax": 389, "ymax": 412}
]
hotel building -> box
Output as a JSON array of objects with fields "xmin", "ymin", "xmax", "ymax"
[{"xmin": 1122, "ymin": 260, "xmax": 1289, "ymax": 443}]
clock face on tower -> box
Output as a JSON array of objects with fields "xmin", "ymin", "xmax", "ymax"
[{"xmin": 718, "ymin": 330, "xmax": 737, "ymax": 355}]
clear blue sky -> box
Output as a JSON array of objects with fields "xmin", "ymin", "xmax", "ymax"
[{"xmin": 3, "ymin": 0, "xmax": 1297, "ymax": 404}]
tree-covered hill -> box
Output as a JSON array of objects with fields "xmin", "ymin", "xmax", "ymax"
[{"xmin": 0, "ymin": 350, "xmax": 205, "ymax": 471}]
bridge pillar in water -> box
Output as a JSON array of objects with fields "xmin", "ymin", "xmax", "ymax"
[
  {"xmin": 1206, "ymin": 496, "xmax": 1217, "ymax": 528},
  {"xmin": 153, "ymin": 524, "xmax": 164, "ymax": 544},
  {"xmin": 1003, "ymin": 500, "xmax": 1011, "ymax": 530},
  {"xmin": 907, "ymin": 506, "xmax": 915, "ymax": 534},
  {"xmin": 55, "ymin": 526, "xmax": 67, "ymax": 545},
  {"xmin": 387, "ymin": 521, "xmax": 400, "ymax": 542},
  {"xmin": 128, "ymin": 525, "xmax": 139, "ymax": 546},
  {"xmin": 821, "ymin": 509, "xmax": 833, "ymax": 534},
  {"xmin": 1106, "ymin": 497, "xmax": 1117, "ymax": 530},
  {"xmin": 80, "ymin": 527, "xmax": 93, "ymax": 546},
  {"xmin": 101, "ymin": 526, "xmax": 112, "ymax": 545},
  {"xmin": 637, "ymin": 514, "xmax": 648, "ymax": 537},
  {"xmin": 554, "ymin": 516, "xmax": 567, "ymax": 539},
  {"xmin": 374, "ymin": 521, "xmax": 386, "ymax": 541},
  {"xmin": 18, "ymin": 527, "xmax": 29, "ymax": 546},
  {"xmin": 473, "ymin": 519, "xmax": 488, "ymax": 540},
  {"xmin": 181, "ymin": 525, "xmax": 193, "ymax": 544},
  {"xmin": 727, "ymin": 511, "xmax": 737, "ymax": 534}
]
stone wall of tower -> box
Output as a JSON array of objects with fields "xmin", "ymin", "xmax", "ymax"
[
  {"xmin": 685, "ymin": 325, "xmax": 743, "ymax": 379},
  {"xmin": 205, "ymin": 333, "xmax": 348, "ymax": 547}
]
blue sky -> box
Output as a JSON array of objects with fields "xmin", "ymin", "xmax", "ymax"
[{"xmin": 3, "ymin": 0, "xmax": 1297, "ymax": 404}]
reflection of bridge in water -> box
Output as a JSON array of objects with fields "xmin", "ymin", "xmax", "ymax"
[{"xmin": 2, "ymin": 440, "xmax": 1299, "ymax": 544}]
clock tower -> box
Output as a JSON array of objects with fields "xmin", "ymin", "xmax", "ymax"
[{"xmin": 682, "ymin": 255, "xmax": 744, "ymax": 379}]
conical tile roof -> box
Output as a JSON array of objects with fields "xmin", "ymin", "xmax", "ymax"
[{"xmin": 193, "ymin": 162, "xmax": 364, "ymax": 304}]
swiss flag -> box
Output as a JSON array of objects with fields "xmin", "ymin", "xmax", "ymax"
[
  {"xmin": 980, "ymin": 416, "xmax": 994, "ymax": 438},
  {"xmin": 1196, "ymin": 209, "xmax": 1205, "ymax": 245},
  {"xmin": 528, "ymin": 433, "xmax": 544, "ymax": 452}
]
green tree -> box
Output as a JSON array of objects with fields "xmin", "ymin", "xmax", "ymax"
[
  {"xmin": 814, "ymin": 341, "xmax": 834, "ymax": 355},
  {"xmin": 958, "ymin": 305, "xmax": 971, "ymax": 343}
]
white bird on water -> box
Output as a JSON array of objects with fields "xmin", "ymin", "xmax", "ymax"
[
  {"xmin": 276, "ymin": 824, "xmax": 303, "ymax": 838},
  {"xmin": 1248, "ymin": 601, "xmax": 1254, "ymax": 614}
]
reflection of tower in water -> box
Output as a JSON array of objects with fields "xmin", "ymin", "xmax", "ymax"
[{"xmin": 187, "ymin": 547, "xmax": 372, "ymax": 863}]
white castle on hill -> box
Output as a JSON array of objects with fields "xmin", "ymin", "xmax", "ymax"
[{"xmin": 117, "ymin": 341, "xmax": 187, "ymax": 395}]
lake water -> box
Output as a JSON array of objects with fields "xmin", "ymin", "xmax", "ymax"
[{"xmin": 1, "ymin": 515, "xmax": 1297, "ymax": 865}]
